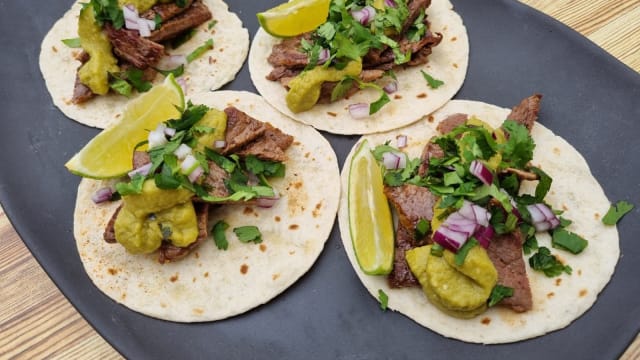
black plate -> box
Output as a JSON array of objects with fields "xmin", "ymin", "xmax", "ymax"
[{"xmin": 1, "ymin": 1, "xmax": 639, "ymax": 359}]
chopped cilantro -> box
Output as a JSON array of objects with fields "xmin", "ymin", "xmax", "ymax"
[
  {"xmin": 212, "ymin": 220, "xmax": 229, "ymax": 250},
  {"xmin": 454, "ymin": 238, "xmax": 478, "ymax": 266},
  {"xmin": 208, "ymin": 20, "xmax": 218, "ymax": 30},
  {"xmin": 331, "ymin": 77, "xmax": 355, "ymax": 102},
  {"xmin": 500, "ymin": 120, "xmax": 535, "ymax": 169},
  {"xmin": 529, "ymin": 247, "xmax": 572, "ymax": 277},
  {"xmin": 234, "ymin": 226, "xmax": 262, "ymax": 244},
  {"xmin": 551, "ymin": 228, "xmax": 588, "ymax": 254},
  {"xmin": 124, "ymin": 68, "xmax": 152, "ymax": 92},
  {"xmin": 155, "ymin": 64, "xmax": 185, "ymax": 78},
  {"xmin": 88, "ymin": 0, "xmax": 124, "ymax": 29},
  {"xmin": 530, "ymin": 166, "xmax": 552, "ymax": 202},
  {"xmin": 420, "ymin": 70, "xmax": 444, "ymax": 89},
  {"xmin": 602, "ymin": 200, "xmax": 634, "ymax": 225},
  {"xmin": 115, "ymin": 174, "xmax": 145, "ymax": 195},
  {"xmin": 415, "ymin": 218, "xmax": 430, "ymax": 238},
  {"xmin": 166, "ymin": 101, "xmax": 209, "ymax": 130},
  {"xmin": 61, "ymin": 38, "xmax": 81, "ymax": 48},
  {"xmin": 154, "ymin": 13, "xmax": 162, "ymax": 28},
  {"xmin": 186, "ymin": 38, "xmax": 214, "ymax": 63},
  {"xmin": 430, "ymin": 243, "xmax": 444, "ymax": 257},
  {"xmin": 378, "ymin": 289, "xmax": 389, "ymax": 311},
  {"xmin": 109, "ymin": 77, "xmax": 132, "ymax": 97},
  {"xmin": 488, "ymin": 285, "xmax": 514, "ymax": 307}
]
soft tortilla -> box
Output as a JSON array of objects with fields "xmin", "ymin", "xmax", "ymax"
[
  {"xmin": 337, "ymin": 100, "xmax": 620, "ymax": 343},
  {"xmin": 248, "ymin": 0, "xmax": 468, "ymax": 135},
  {"xmin": 40, "ymin": 0, "xmax": 249, "ymax": 129},
  {"xmin": 74, "ymin": 91, "xmax": 340, "ymax": 322}
]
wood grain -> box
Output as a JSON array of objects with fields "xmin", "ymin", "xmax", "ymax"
[{"xmin": 1, "ymin": 1, "xmax": 638, "ymax": 358}]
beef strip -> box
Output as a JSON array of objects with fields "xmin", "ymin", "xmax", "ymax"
[
  {"xmin": 103, "ymin": 205, "xmax": 121, "ymax": 243},
  {"xmin": 388, "ymin": 224, "xmax": 422, "ymax": 288},
  {"xmin": 236, "ymin": 124, "xmax": 294, "ymax": 162},
  {"xmin": 142, "ymin": 0, "xmax": 194, "ymax": 22},
  {"xmin": 132, "ymin": 151, "xmax": 151, "ymax": 169},
  {"xmin": 417, "ymin": 139, "xmax": 444, "ymax": 176},
  {"xmin": 201, "ymin": 161, "xmax": 230, "ymax": 198},
  {"xmin": 72, "ymin": 74, "xmax": 96, "ymax": 104},
  {"xmin": 384, "ymin": 184, "xmax": 438, "ymax": 234},
  {"xmin": 158, "ymin": 202, "xmax": 210, "ymax": 263},
  {"xmin": 266, "ymin": 35, "xmax": 309, "ymax": 70},
  {"xmin": 266, "ymin": 66, "xmax": 302, "ymax": 82},
  {"xmin": 506, "ymin": 94, "xmax": 542, "ymax": 132},
  {"xmin": 436, "ymin": 113, "xmax": 468, "ymax": 134},
  {"xmin": 221, "ymin": 106, "xmax": 268, "ymax": 154},
  {"xmin": 147, "ymin": 0, "xmax": 212, "ymax": 43},
  {"xmin": 402, "ymin": 0, "xmax": 431, "ymax": 34},
  {"xmin": 486, "ymin": 229, "xmax": 533, "ymax": 312},
  {"xmin": 104, "ymin": 24, "xmax": 165, "ymax": 69}
]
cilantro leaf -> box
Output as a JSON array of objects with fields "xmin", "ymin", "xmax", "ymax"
[
  {"xmin": 415, "ymin": 218, "xmax": 430, "ymax": 238},
  {"xmin": 208, "ymin": 20, "xmax": 218, "ymax": 30},
  {"xmin": 500, "ymin": 120, "xmax": 535, "ymax": 168},
  {"xmin": 61, "ymin": 38, "xmax": 82, "ymax": 48},
  {"xmin": 186, "ymin": 38, "xmax": 214, "ymax": 63},
  {"xmin": 420, "ymin": 70, "xmax": 444, "ymax": 89},
  {"xmin": 212, "ymin": 220, "xmax": 229, "ymax": 250},
  {"xmin": 530, "ymin": 166, "xmax": 552, "ymax": 202},
  {"xmin": 602, "ymin": 200, "xmax": 634, "ymax": 225},
  {"xmin": 233, "ymin": 226, "xmax": 262, "ymax": 244},
  {"xmin": 529, "ymin": 247, "xmax": 572, "ymax": 277},
  {"xmin": 378, "ymin": 289, "xmax": 389, "ymax": 311},
  {"xmin": 430, "ymin": 243, "xmax": 444, "ymax": 257},
  {"xmin": 155, "ymin": 64, "xmax": 185, "ymax": 78},
  {"xmin": 551, "ymin": 228, "xmax": 588, "ymax": 254},
  {"xmin": 109, "ymin": 77, "xmax": 132, "ymax": 97},
  {"xmin": 488, "ymin": 285, "xmax": 514, "ymax": 307},
  {"xmin": 331, "ymin": 77, "xmax": 355, "ymax": 102},
  {"xmin": 115, "ymin": 174, "xmax": 146, "ymax": 196},
  {"xmin": 166, "ymin": 102, "xmax": 209, "ymax": 131},
  {"xmin": 454, "ymin": 238, "xmax": 478, "ymax": 266},
  {"xmin": 88, "ymin": 0, "xmax": 124, "ymax": 29}
]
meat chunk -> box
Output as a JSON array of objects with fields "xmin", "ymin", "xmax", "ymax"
[
  {"xmin": 267, "ymin": 35, "xmax": 309, "ymax": 70},
  {"xmin": 158, "ymin": 202, "xmax": 210, "ymax": 263},
  {"xmin": 104, "ymin": 24, "xmax": 165, "ymax": 69},
  {"xmin": 486, "ymin": 230, "xmax": 533, "ymax": 312},
  {"xmin": 201, "ymin": 161, "xmax": 230, "ymax": 198},
  {"xmin": 142, "ymin": 0, "xmax": 194, "ymax": 22},
  {"xmin": 103, "ymin": 205, "xmax": 121, "ymax": 243},
  {"xmin": 236, "ymin": 124, "xmax": 294, "ymax": 162},
  {"xmin": 388, "ymin": 225, "xmax": 421, "ymax": 288},
  {"xmin": 417, "ymin": 139, "xmax": 444, "ymax": 176},
  {"xmin": 506, "ymin": 94, "xmax": 542, "ymax": 132},
  {"xmin": 403, "ymin": 0, "xmax": 432, "ymax": 34},
  {"xmin": 222, "ymin": 107, "xmax": 268, "ymax": 154},
  {"xmin": 147, "ymin": 0, "xmax": 212, "ymax": 43},
  {"xmin": 384, "ymin": 184, "xmax": 438, "ymax": 235},
  {"xmin": 266, "ymin": 66, "xmax": 302, "ymax": 82},
  {"xmin": 436, "ymin": 113, "xmax": 468, "ymax": 134},
  {"xmin": 132, "ymin": 151, "xmax": 151, "ymax": 169},
  {"xmin": 72, "ymin": 73, "xmax": 96, "ymax": 104}
]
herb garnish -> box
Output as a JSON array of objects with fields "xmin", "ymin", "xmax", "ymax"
[
  {"xmin": 551, "ymin": 228, "xmax": 588, "ymax": 254},
  {"xmin": 234, "ymin": 226, "xmax": 263, "ymax": 244},
  {"xmin": 212, "ymin": 220, "xmax": 229, "ymax": 250},
  {"xmin": 454, "ymin": 238, "xmax": 478, "ymax": 266},
  {"xmin": 420, "ymin": 70, "xmax": 444, "ymax": 89},
  {"xmin": 488, "ymin": 285, "xmax": 514, "ymax": 307},
  {"xmin": 86, "ymin": 0, "xmax": 124, "ymax": 29},
  {"xmin": 378, "ymin": 289, "xmax": 389, "ymax": 311},
  {"xmin": 61, "ymin": 38, "xmax": 82, "ymax": 48},
  {"xmin": 186, "ymin": 39, "xmax": 214, "ymax": 63},
  {"xmin": 529, "ymin": 247, "xmax": 572, "ymax": 277},
  {"xmin": 602, "ymin": 200, "xmax": 634, "ymax": 225}
]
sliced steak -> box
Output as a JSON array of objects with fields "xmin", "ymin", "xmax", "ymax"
[
  {"xmin": 406, "ymin": 30, "xmax": 442, "ymax": 66},
  {"xmin": 221, "ymin": 106, "xmax": 268, "ymax": 154},
  {"xmin": 267, "ymin": 66, "xmax": 302, "ymax": 82},
  {"xmin": 402, "ymin": 0, "xmax": 431, "ymax": 34},
  {"xmin": 506, "ymin": 94, "xmax": 542, "ymax": 132},
  {"xmin": 104, "ymin": 24, "xmax": 165, "ymax": 69},
  {"xmin": 436, "ymin": 113, "xmax": 468, "ymax": 134},
  {"xmin": 72, "ymin": 74, "xmax": 96, "ymax": 104},
  {"xmin": 142, "ymin": 0, "xmax": 194, "ymax": 22},
  {"xmin": 201, "ymin": 161, "xmax": 230, "ymax": 198},
  {"xmin": 267, "ymin": 35, "xmax": 309, "ymax": 69},
  {"xmin": 388, "ymin": 224, "xmax": 421, "ymax": 288},
  {"xmin": 316, "ymin": 69, "xmax": 385, "ymax": 104},
  {"xmin": 417, "ymin": 139, "xmax": 444, "ymax": 176},
  {"xmin": 103, "ymin": 205, "xmax": 122, "ymax": 243},
  {"xmin": 384, "ymin": 184, "xmax": 437, "ymax": 235},
  {"xmin": 147, "ymin": 0, "xmax": 212, "ymax": 43},
  {"xmin": 132, "ymin": 151, "xmax": 151, "ymax": 169},
  {"xmin": 158, "ymin": 202, "xmax": 210, "ymax": 263},
  {"xmin": 236, "ymin": 124, "xmax": 294, "ymax": 162},
  {"xmin": 486, "ymin": 229, "xmax": 533, "ymax": 312}
]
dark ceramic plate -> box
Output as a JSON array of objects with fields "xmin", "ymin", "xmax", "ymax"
[{"xmin": 1, "ymin": 1, "xmax": 638, "ymax": 359}]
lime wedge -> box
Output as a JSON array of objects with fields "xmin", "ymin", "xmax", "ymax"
[
  {"xmin": 348, "ymin": 139, "xmax": 395, "ymax": 275},
  {"xmin": 65, "ymin": 75, "xmax": 184, "ymax": 179},
  {"xmin": 257, "ymin": 0, "xmax": 331, "ymax": 38}
]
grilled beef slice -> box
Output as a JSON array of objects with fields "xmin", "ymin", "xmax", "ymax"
[
  {"xmin": 506, "ymin": 94, "xmax": 542, "ymax": 132},
  {"xmin": 388, "ymin": 224, "xmax": 421, "ymax": 288},
  {"xmin": 158, "ymin": 202, "xmax": 210, "ymax": 263},
  {"xmin": 486, "ymin": 229, "xmax": 533, "ymax": 312},
  {"xmin": 103, "ymin": 205, "xmax": 121, "ymax": 243},
  {"xmin": 267, "ymin": 35, "xmax": 310, "ymax": 70},
  {"xmin": 104, "ymin": 24, "xmax": 165, "ymax": 69},
  {"xmin": 148, "ymin": 0, "xmax": 212, "ymax": 42},
  {"xmin": 201, "ymin": 161, "xmax": 230, "ymax": 198},
  {"xmin": 142, "ymin": 0, "xmax": 194, "ymax": 22}
]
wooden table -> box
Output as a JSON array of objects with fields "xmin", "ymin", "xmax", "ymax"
[{"xmin": 1, "ymin": 1, "xmax": 639, "ymax": 358}]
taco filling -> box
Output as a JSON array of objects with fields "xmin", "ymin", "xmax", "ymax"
[
  {"xmin": 71, "ymin": 0, "xmax": 213, "ymax": 104},
  {"xmin": 338, "ymin": 95, "xmax": 620, "ymax": 343}
]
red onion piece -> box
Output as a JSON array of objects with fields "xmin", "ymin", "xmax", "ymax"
[
  {"xmin": 214, "ymin": 140, "xmax": 226, "ymax": 149},
  {"xmin": 351, "ymin": 6, "xmax": 376, "ymax": 25},
  {"xmin": 188, "ymin": 165, "xmax": 204, "ymax": 183},
  {"xmin": 123, "ymin": 5, "xmax": 139, "ymax": 29},
  {"xmin": 384, "ymin": 0, "xmax": 397, "ymax": 7},
  {"xmin": 348, "ymin": 103, "xmax": 370, "ymax": 119},
  {"xmin": 435, "ymin": 200, "xmax": 494, "ymax": 251},
  {"xmin": 396, "ymin": 134, "xmax": 407, "ymax": 148},
  {"xmin": 383, "ymin": 81, "xmax": 398, "ymax": 94},
  {"xmin": 469, "ymin": 160, "xmax": 493, "ymax": 185},
  {"xmin": 256, "ymin": 196, "xmax": 280, "ymax": 208},
  {"xmin": 433, "ymin": 225, "xmax": 468, "ymax": 251},
  {"xmin": 317, "ymin": 48, "xmax": 330, "ymax": 64},
  {"xmin": 128, "ymin": 162, "xmax": 152, "ymax": 178},
  {"xmin": 474, "ymin": 225, "xmax": 494, "ymax": 248},
  {"xmin": 381, "ymin": 151, "xmax": 406, "ymax": 170},
  {"xmin": 527, "ymin": 203, "xmax": 560, "ymax": 232},
  {"xmin": 92, "ymin": 187, "xmax": 114, "ymax": 204}
]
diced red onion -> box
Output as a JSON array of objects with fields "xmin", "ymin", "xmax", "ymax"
[
  {"xmin": 214, "ymin": 140, "xmax": 226, "ymax": 149},
  {"xmin": 469, "ymin": 160, "xmax": 494, "ymax": 185},
  {"xmin": 474, "ymin": 225, "xmax": 494, "ymax": 248},
  {"xmin": 137, "ymin": 18, "xmax": 155, "ymax": 37},
  {"xmin": 351, "ymin": 6, "xmax": 376, "ymax": 25},
  {"xmin": 128, "ymin": 162, "xmax": 152, "ymax": 178},
  {"xmin": 317, "ymin": 48, "xmax": 330, "ymax": 64},
  {"xmin": 180, "ymin": 154, "xmax": 198, "ymax": 174},
  {"xmin": 527, "ymin": 203, "xmax": 560, "ymax": 232},
  {"xmin": 396, "ymin": 134, "xmax": 407, "ymax": 149},
  {"xmin": 384, "ymin": 0, "xmax": 397, "ymax": 7},
  {"xmin": 348, "ymin": 103, "xmax": 370, "ymax": 119},
  {"xmin": 433, "ymin": 225, "xmax": 469, "ymax": 252},
  {"xmin": 256, "ymin": 195, "xmax": 280, "ymax": 208},
  {"xmin": 91, "ymin": 187, "xmax": 114, "ymax": 204},
  {"xmin": 148, "ymin": 125, "xmax": 168, "ymax": 149},
  {"xmin": 155, "ymin": 55, "xmax": 187, "ymax": 71},
  {"xmin": 381, "ymin": 151, "xmax": 406, "ymax": 170},
  {"xmin": 173, "ymin": 143, "xmax": 192, "ymax": 160},
  {"xmin": 123, "ymin": 5, "xmax": 156, "ymax": 36},
  {"xmin": 383, "ymin": 81, "xmax": 398, "ymax": 94},
  {"xmin": 187, "ymin": 165, "xmax": 204, "ymax": 183}
]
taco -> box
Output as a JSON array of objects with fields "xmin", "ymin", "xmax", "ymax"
[
  {"xmin": 40, "ymin": 0, "xmax": 249, "ymax": 129},
  {"xmin": 248, "ymin": 0, "xmax": 468, "ymax": 135},
  {"xmin": 72, "ymin": 90, "xmax": 340, "ymax": 322},
  {"xmin": 337, "ymin": 96, "xmax": 620, "ymax": 343}
]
